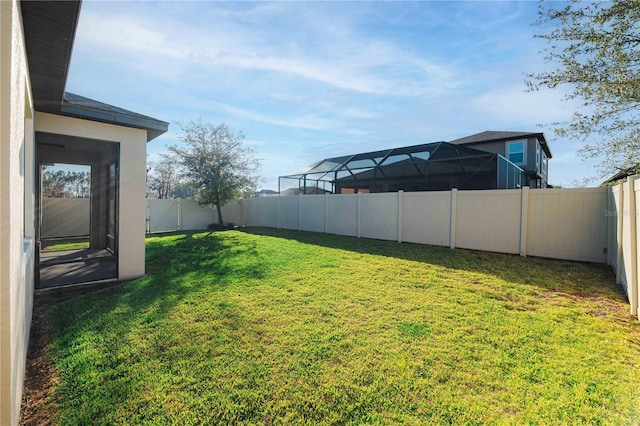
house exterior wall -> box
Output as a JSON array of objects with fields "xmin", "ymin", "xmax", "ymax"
[
  {"xmin": 35, "ymin": 112, "xmax": 148, "ymax": 280},
  {"xmin": 461, "ymin": 136, "xmax": 548, "ymax": 187},
  {"xmin": 463, "ymin": 140, "xmax": 505, "ymax": 157},
  {"xmin": 0, "ymin": 1, "xmax": 36, "ymax": 424}
]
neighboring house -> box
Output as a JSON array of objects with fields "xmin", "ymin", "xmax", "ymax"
[
  {"xmin": 449, "ymin": 131, "xmax": 552, "ymax": 188},
  {"xmin": 1, "ymin": 1, "xmax": 167, "ymax": 424},
  {"xmin": 279, "ymin": 141, "xmax": 525, "ymax": 194},
  {"xmin": 255, "ymin": 189, "xmax": 280, "ymax": 197}
]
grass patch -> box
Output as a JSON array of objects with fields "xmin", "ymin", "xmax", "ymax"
[
  {"xmin": 41, "ymin": 237, "xmax": 90, "ymax": 252},
  {"xmin": 34, "ymin": 228, "xmax": 640, "ymax": 424}
]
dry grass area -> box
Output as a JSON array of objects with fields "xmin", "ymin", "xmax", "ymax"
[{"xmin": 21, "ymin": 306, "xmax": 59, "ymax": 426}]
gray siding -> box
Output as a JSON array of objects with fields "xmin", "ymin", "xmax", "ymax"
[{"xmin": 467, "ymin": 137, "xmax": 543, "ymax": 175}]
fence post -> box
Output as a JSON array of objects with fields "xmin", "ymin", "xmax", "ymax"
[
  {"xmin": 324, "ymin": 193, "xmax": 329, "ymax": 234},
  {"xmin": 520, "ymin": 187, "xmax": 529, "ymax": 257},
  {"xmin": 276, "ymin": 196, "xmax": 280, "ymax": 229},
  {"xmin": 449, "ymin": 188, "xmax": 457, "ymax": 249},
  {"xmin": 298, "ymin": 194, "xmax": 302, "ymax": 231},
  {"xmin": 627, "ymin": 176, "xmax": 639, "ymax": 318},
  {"xmin": 606, "ymin": 188, "xmax": 612, "ymax": 266},
  {"xmin": 616, "ymin": 181, "xmax": 624, "ymax": 285},
  {"xmin": 146, "ymin": 200, "xmax": 150, "ymax": 233},
  {"xmin": 397, "ymin": 190, "xmax": 403, "ymax": 243},
  {"xmin": 635, "ymin": 178, "xmax": 640, "ymax": 319},
  {"xmin": 357, "ymin": 192, "xmax": 362, "ymax": 238},
  {"xmin": 177, "ymin": 199, "xmax": 182, "ymax": 231}
]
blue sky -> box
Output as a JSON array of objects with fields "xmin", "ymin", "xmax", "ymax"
[{"xmin": 65, "ymin": 1, "xmax": 599, "ymax": 190}]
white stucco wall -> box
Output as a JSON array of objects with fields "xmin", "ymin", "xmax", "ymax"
[
  {"xmin": 0, "ymin": 1, "xmax": 36, "ymax": 424},
  {"xmin": 35, "ymin": 113, "xmax": 148, "ymax": 280}
]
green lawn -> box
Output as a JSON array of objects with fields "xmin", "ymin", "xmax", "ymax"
[
  {"xmin": 36, "ymin": 229, "xmax": 640, "ymax": 424},
  {"xmin": 41, "ymin": 236, "xmax": 90, "ymax": 252}
]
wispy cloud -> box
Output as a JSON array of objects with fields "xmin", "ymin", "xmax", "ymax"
[
  {"xmin": 467, "ymin": 85, "xmax": 576, "ymax": 125},
  {"xmin": 67, "ymin": 1, "xmax": 600, "ymax": 189},
  {"xmin": 74, "ymin": 4, "xmax": 456, "ymax": 97}
]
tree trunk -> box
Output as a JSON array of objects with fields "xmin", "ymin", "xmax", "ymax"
[{"xmin": 216, "ymin": 203, "xmax": 224, "ymax": 225}]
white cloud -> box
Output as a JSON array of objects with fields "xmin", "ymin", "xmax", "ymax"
[
  {"xmin": 467, "ymin": 85, "xmax": 577, "ymax": 126},
  {"xmin": 76, "ymin": 14, "xmax": 182, "ymax": 58},
  {"xmin": 69, "ymin": 1, "xmax": 601, "ymax": 190},
  {"xmin": 74, "ymin": 4, "xmax": 456, "ymax": 97}
]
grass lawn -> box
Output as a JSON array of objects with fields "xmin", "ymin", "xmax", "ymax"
[
  {"xmin": 41, "ymin": 236, "xmax": 90, "ymax": 252},
  {"xmin": 27, "ymin": 229, "xmax": 640, "ymax": 424}
]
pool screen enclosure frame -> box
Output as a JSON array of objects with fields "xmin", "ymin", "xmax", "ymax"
[{"xmin": 279, "ymin": 141, "xmax": 525, "ymax": 195}]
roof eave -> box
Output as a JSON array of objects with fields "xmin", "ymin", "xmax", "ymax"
[
  {"xmin": 60, "ymin": 103, "xmax": 169, "ymax": 142},
  {"xmin": 21, "ymin": 0, "xmax": 82, "ymax": 113},
  {"xmin": 455, "ymin": 132, "xmax": 553, "ymax": 159}
]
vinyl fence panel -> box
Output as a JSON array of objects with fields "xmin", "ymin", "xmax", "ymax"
[
  {"xmin": 621, "ymin": 178, "xmax": 639, "ymax": 316},
  {"xmin": 261, "ymin": 197, "xmax": 278, "ymax": 228},
  {"xmin": 327, "ymin": 194, "xmax": 358, "ymax": 237},
  {"xmin": 220, "ymin": 200, "xmax": 242, "ymax": 226},
  {"xmin": 243, "ymin": 198, "xmax": 261, "ymax": 227},
  {"xmin": 402, "ymin": 192, "xmax": 451, "ymax": 246},
  {"xmin": 300, "ymin": 195, "xmax": 326, "ymax": 233},
  {"xmin": 180, "ymin": 200, "xmax": 216, "ymax": 230},
  {"xmin": 278, "ymin": 196, "xmax": 300, "ymax": 230},
  {"xmin": 455, "ymin": 190, "xmax": 521, "ymax": 254},
  {"xmin": 41, "ymin": 198, "xmax": 90, "ymax": 238},
  {"xmin": 608, "ymin": 186, "xmax": 620, "ymax": 271},
  {"xmin": 147, "ymin": 199, "xmax": 179, "ymax": 233},
  {"xmin": 527, "ymin": 188, "xmax": 608, "ymax": 263},
  {"xmin": 360, "ymin": 193, "xmax": 398, "ymax": 241},
  {"xmin": 634, "ymin": 178, "xmax": 640, "ymax": 318}
]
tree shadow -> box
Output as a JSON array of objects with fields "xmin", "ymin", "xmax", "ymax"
[
  {"xmin": 33, "ymin": 230, "xmax": 265, "ymax": 423},
  {"xmin": 27, "ymin": 227, "xmax": 630, "ymax": 422}
]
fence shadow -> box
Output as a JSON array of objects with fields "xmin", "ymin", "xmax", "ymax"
[{"xmin": 237, "ymin": 227, "xmax": 624, "ymax": 303}]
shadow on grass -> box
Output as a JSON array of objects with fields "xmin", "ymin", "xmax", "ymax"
[
  {"xmin": 32, "ymin": 227, "xmax": 630, "ymax": 422},
  {"xmin": 40, "ymin": 230, "xmax": 264, "ymax": 423},
  {"xmin": 238, "ymin": 227, "xmax": 625, "ymax": 302}
]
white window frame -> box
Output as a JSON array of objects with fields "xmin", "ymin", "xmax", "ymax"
[
  {"xmin": 506, "ymin": 140, "xmax": 527, "ymax": 166},
  {"xmin": 536, "ymin": 142, "xmax": 541, "ymax": 173}
]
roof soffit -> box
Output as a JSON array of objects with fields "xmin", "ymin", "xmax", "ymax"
[{"xmin": 21, "ymin": 0, "xmax": 82, "ymax": 113}]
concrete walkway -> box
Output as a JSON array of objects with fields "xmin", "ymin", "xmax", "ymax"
[{"xmin": 39, "ymin": 249, "xmax": 117, "ymax": 289}]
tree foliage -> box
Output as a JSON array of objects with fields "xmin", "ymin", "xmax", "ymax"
[
  {"xmin": 42, "ymin": 167, "xmax": 91, "ymax": 198},
  {"xmin": 528, "ymin": 0, "xmax": 640, "ymax": 178},
  {"xmin": 168, "ymin": 119, "xmax": 260, "ymax": 224},
  {"xmin": 146, "ymin": 155, "xmax": 180, "ymax": 199}
]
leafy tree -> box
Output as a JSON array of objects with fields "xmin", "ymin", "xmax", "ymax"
[
  {"xmin": 171, "ymin": 183, "xmax": 196, "ymax": 199},
  {"xmin": 527, "ymin": 0, "xmax": 640, "ymax": 178},
  {"xmin": 168, "ymin": 119, "xmax": 260, "ymax": 225},
  {"xmin": 42, "ymin": 167, "xmax": 90, "ymax": 198},
  {"xmin": 147, "ymin": 155, "xmax": 180, "ymax": 199}
]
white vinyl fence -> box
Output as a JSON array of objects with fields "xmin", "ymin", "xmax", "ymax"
[
  {"xmin": 41, "ymin": 197, "xmax": 90, "ymax": 238},
  {"xmin": 221, "ymin": 188, "xmax": 609, "ymax": 263},
  {"xmin": 147, "ymin": 181, "xmax": 640, "ymax": 320},
  {"xmin": 608, "ymin": 176, "xmax": 640, "ymax": 319},
  {"xmin": 147, "ymin": 199, "xmax": 216, "ymax": 233}
]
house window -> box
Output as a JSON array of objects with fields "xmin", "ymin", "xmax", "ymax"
[
  {"xmin": 507, "ymin": 140, "xmax": 526, "ymax": 165},
  {"xmin": 536, "ymin": 142, "xmax": 541, "ymax": 172}
]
